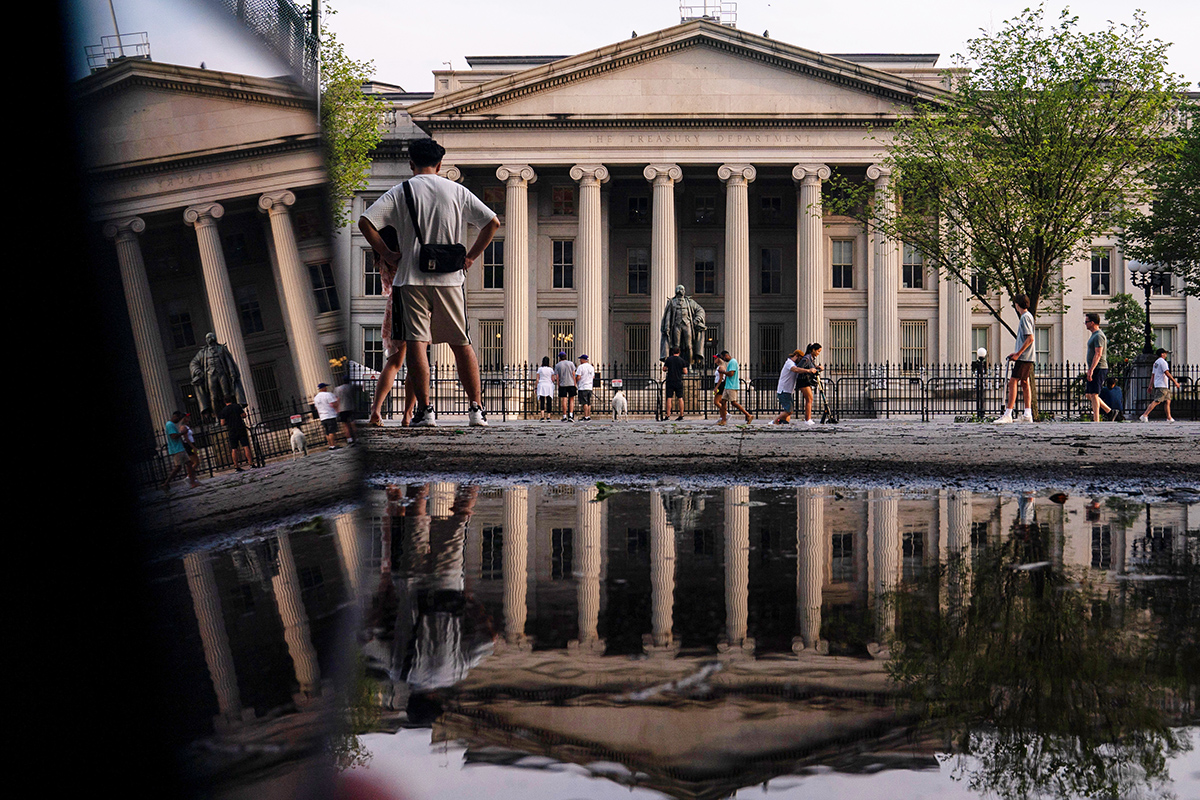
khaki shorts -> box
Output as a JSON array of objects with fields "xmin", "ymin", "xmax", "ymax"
[
  {"xmin": 394, "ymin": 284, "xmax": 470, "ymax": 345},
  {"xmin": 722, "ymin": 388, "xmax": 739, "ymax": 403},
  {"xmin": 1151, "ymin": 386, "xmax": 1172, "ymax": 403}
]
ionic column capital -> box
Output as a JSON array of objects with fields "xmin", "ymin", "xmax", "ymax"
[
  {"xmin": 439, "ymin": 165, "xmax": 464, "ymax": 182},
  {"xmin": 866, "ymin": 164, "xmax": 893, "ymax": 183},
  {"xmin": 569, "ymin": 164, "xmax": 610, "ymax": 185},
  {"xmin": 103, "ymin": 216, "xmax": 146, "ymax": 240},
  {"xmin": 791, "ymin": 164, "xmax": 831, "ymax": 184},
  {"xmin": 496, "ymin": 164, "xmax": 537, "ymax": 185},
  {"xmin": 643, "ymin": 163, "xmax": 682, "ymax": 185},
  {"xmin": 717, "ymin": 164, "xmax": 756, "ymax": 185},
  {"xmin": 183, "ymin": 202, "xmax": 225, "ymax": 227},
  {"xmin": 257, "ymin": 190, "xmax": 297, "ymax": 214}
]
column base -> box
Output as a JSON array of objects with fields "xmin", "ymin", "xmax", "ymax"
[
  {"xmin": 866, "ymin": 641, "xmax": 892, "ymax": 660},
  {"xmin": 568, "ymin": 637, "xmax": 606, "ymax": 656},
  {"xmin": 791, "ymin": 637, "xmax": 830, "ymax": 657},
  {"xmin": 642, "ymin": 633, "xmax": 680, "ymax": 659},
  {"xmin": 494, "ymin": 634, "xmax": 534, "ymax": 654},
  {"xmin": 717, "ymin": 637, "xmax": 756, "ymax": 659}
]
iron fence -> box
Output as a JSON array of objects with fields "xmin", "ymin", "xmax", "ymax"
[{"xmin": 354, "ymin": 360, "xmax": 1199, "ymax": 424}]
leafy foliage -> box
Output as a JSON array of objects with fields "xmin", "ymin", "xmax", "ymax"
[
  {"xmin": 1104, "ymin": 292, "xmax": 1148, "ymax": 368},
  {"xmin": 1123, "ymin": 105, "xmax": 1200, "ymax": 295},
  {"xmin": 829, "ymin": 5, "xmax": 1187, "ymax": 329}
]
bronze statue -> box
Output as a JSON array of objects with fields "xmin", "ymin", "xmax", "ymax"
[
  {"xmin": 190, "ymin": 332, "xmax": 246, "ymax": 414},
  {"xmin": 659, "ymin": 285, "xmax": 707, "ymax": 364}
]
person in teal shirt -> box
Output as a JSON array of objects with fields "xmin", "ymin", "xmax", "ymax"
[
  {"xmin": 162, "ymin": 411, "xmax": 199, "ymax": 490},
  {"xmin": 717, "ymin": 350, "xmax": 753, "ymax": 425}
]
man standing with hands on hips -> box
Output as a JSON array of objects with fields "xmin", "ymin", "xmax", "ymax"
[{"xmin": 995, "ymin": 294, "xmax": 1036, "ymax": 424}]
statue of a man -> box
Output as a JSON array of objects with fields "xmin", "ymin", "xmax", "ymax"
[
  {"xmin": 659, "ymin": 285, "xmax": 707, "ymax": 363},
  {"xmin": 190, "ymin": 332, "xmax": 247, "ymax": 415}
]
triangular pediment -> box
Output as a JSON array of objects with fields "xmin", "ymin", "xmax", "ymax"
[
  {"xmin": 409, "ymin": 21, "xmax": 948, "ymax": 125},
  {"xmin": 76, "ymin": 60, "xmax": 318, "ymax": 171}
]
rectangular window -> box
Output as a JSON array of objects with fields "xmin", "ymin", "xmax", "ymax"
[
  {"xmin": 627, "ymin": 528, "xmax": 649, "ymax": 558},
  {"xmin": 481, "ymin": 526, "xmax": 503, "ymax": 580},
  {"xmin": 628, "ymin": 196, "xmax": 649, "ymax": 224},
  {"xmin": 694, "ymin": 246, "xmax": 716, "ymax": 294},
  {"xmin": 483, "ymin": 240, "xmax": 504, "ymax": 289},
  {"xmin": 901, "ymin": 320, "xmax": 928, "ymax": 370},
  {"xmin": 760, "ymin": 248, "xmax": 782, "ymax": 295},
  {"xmin": 1035, "ymin": 326, "xmax": 1051, "ymax": 371},
  {"xmin": 363, "ymin": 249, "xmax": 382, "ymax": 296},
  {"xmin": 363, "ymin": 326, "xmax": 384, "ymax": 372},
  {"xmin": 167, "ymin": 301, "xmax": 196, "ymax": 350},
  {"xmin": 625, "ymin": 323, "xmax": 649, "ymax": 367},
  {"xmin": 758, "ymin": 323, "xmax": 783, "ymax": 370},
  {"xmin": 831, "ymin": 532, "xmax": 854, "ymax": 583},
  {"xmin": 694, "ymin": 196, "xmax": 716, "ymax": 225},
  {"xmin": 1090, "ymin": 249, "xmax": 1111, "ymax": 295},
  {"xmin": 829, "ymin": 320, "xmax": 857, "ymax": 370},
  {"xmin": 703, "ymin": 322, "xmax": 722, "ymax": 361},
  {"xmin": 308, "ymin": 262, "xmax": 340, "ymax": 313},
  {"xmin": 479, "ymin": 320, "xmax": 503, "ymax": 370},
  {"xmin": 627, "ymin": 247, "xmax": 649, "ymax": 295},
  {"xmin": 831, "ymin": 240, "xmax": 854, "ymax": 289},
  {"xmin": 177, "ymin": 380, "xmax": 201, "ymax": 418},
  {"xmin": 902, "ymin": 525, "xmax": 925, "ymax": 582},
  {"xmin": 693, "ymin": 529, "xmax": 714, "ymax": 556},
  {"xmin": 483, "ymin": 186, "xmax": 505, "ymax": 217},
  {"xmin": 760, "ymin": 196, "xmax": 782, "ymax": 224},
  {"xmin": 235, "ymin": 285, "xmax": 264, "ymax": 335},
  {"xmin": 1153, "ymin": 326, "xmax": 1175, "ymax": 356},
  {"xmin": 1151, "ymin": 273, "xmax": 1173, "ymax": 296},
  {"xmin": 970, "ymin": 270, "xmax": 989, "ymax": 296},
  {"xmin": 902, "ymin": 244, "xmax": 924, "ymax": 289},
  {"xmin": 972, "ymin": 326, "xmax": 990, "ymax": 360},
  {"xmin": 551, "ymin": 528, "xmax": 574, "ymax": 580},
  {"xmin": 549, "ymin": 320, "xmax": 575, "ymax": 363},
  {"xmin": 250, "ymin": 363, "xmax": 282, "ymax": 412},
  {"xmin": 552, "ymin": 186, "xmax": 575, "ymax": 216},
  {"xmin": 1091, "ymin": 524, "xmax": 1112, "ymax": 569},
  {"xmin": 553, "ymin": 240, "xmax": 574, "ymax": 289}
]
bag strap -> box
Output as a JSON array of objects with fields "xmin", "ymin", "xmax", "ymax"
[{"xmin": 402, "ymin": 180, "xmax": 426, "ymax": 246}]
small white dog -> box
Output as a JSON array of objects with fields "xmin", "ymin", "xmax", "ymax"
[
  {"xmin": 290, "ymin": 426, "xmax": 308, "ymax": 458},
  {"xmin": 611, "ymin": 390, "xmax": 628, "ymax": 421}
]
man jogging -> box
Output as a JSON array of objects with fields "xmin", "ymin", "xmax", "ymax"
[
  {"xmin": 359, "ymin": 138, "xmax": 500, "ymax": 428},
  {"xmin": 994, "ymin": 295, "xmax": 1036, "ymax": 424}
]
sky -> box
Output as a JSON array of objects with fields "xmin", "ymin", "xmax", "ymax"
[{"xmin": 69, "ymin": 0, "xmax": 1199, "ymax": 90}]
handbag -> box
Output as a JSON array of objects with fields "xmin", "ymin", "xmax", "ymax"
[{"xmin": 403, "ymin": 180, "xmax": 466, "ymax": 274}]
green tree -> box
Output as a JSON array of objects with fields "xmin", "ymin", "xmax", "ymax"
[
  {"xmin": 1123, "ymin": 105, "xmax": 1200, "ymax": 295},
  {"xmin": 829, "ymin": 5, "xmax": 1186, "ymax": 333},
  {"xmin": 319, "ymin": 9, "xmax": 383, "ymax": 229},
  {"xmin": 1104, "ymin": 292, "xmax": 1148, "ymax": 370}
]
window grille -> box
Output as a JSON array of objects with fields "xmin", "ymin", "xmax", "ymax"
[
  {"xmin": 550, "ymin": 320, "xmax": 575, "ymax": 363},
  {"xmin": 250, "ymin": 363, "xmax": 282, "ymax": 412},
  {"xmin": 829, "ymin": 320, "xmax": 856, "ymax": 370},
  {"xmin": 479, "ymin": 320, "xmax": 503, "ymax": 370},
  {"xmin": 625, "ymin": 323, "xmax": 649, "ymax": 367},
  {"xmin": 758, "ymin": 323, "xmax": 783, "ymax": 370},
  {"xmin": 901, "ymin": 320, "xmax": 928, "ymax": 370},
  {"xmin": 703, "ymin": 322, "xmax": 722, "ymax": 361}
]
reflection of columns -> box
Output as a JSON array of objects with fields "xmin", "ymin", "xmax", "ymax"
[
  {"xmin": 271, "ymin": 532, "xmax": 321, "ymax": 702},
  {"xmin": 571, "ymin": 165, "xmax": 610, "ymax": 360},
  {"xmin": 719, "ymin": 487, "xmax": 754, "ymax": 657},
  {"xmin": 500, "ymin": 487, "xmax": 531, "ymax": 650},
  {"xmin": 104, "ymin": 217, "xmax": 175, "ymax": 428},
  {"xmin": 258, "ymin": 190, "xmax": 332, "ymax": 393},
  {"xmin": 184, "ymin": 202, "xmax": 259, "ymax": 411},
  {"xmin": 644, "ymin": 164, "xmax": 683, "ymax": 336},
  {"xmin": 793, "ymin": 165, "xmax": 830, "ymax": 350},
  {"xmin": 869, "ymin": 489, "xmax": 899, "ymax": 659},
  {"xmin": 867, "ymin": 165, "xmax": 900, "ymax": 364},
  {"xmin": 644, "ymin": 490, "xmax": 679, "ymax": 657},
  {"xmin": 719, "ymin": 165, "xmax": 756, "ymax": 361},
  {"xmin": 793, "ymin": 487, "xmax": 828, "ymax": 655},
  {"xmin": 184, "ymin": 552, "xmax": 253, "ymax": 728},
  {"xmin": 497, "ymin": 165, "xmax": 536, "ymax": 365},
  {"xmin": 946, "ymin": 490, "xmax": 972, "ymax": 622},
  {"xmin": 570, "ymin": 486, "xmax": 605, "ymax": 655},
  {"xmin": 333, "ymin": 511, "xmax": 365, "ymax": 606}
]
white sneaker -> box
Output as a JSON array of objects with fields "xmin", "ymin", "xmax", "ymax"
[
  {"xmin": 1021, "ymin": 413, "xmax": 1033, "ymax": 423},
  {"xmin": 468, "ymin": 403, "xmax": 489, "ymax": 427},
  {"xmin": 1137, "ymin": 415, "xmax": 1149, "ymax": 423},
  {"xmin": 411, "ymin": 405, "xmax": 437, "ymax": 427},
  {"xmin": 994, "ymin": 413, "xmax": 1013, "ymax": 424},
  {"xmin": 804, "ymin": 419, "xmax": 816, "ymax": 427}
]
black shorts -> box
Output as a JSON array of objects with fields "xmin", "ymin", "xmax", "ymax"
[
  {"xmin": 558, "ymin": 386, "xmax": 577, "ymax": 398},
  {"xmin": 1085, "ymin": 368, "xmax": 1107, "ymax": 395},
  {"xmin": 538, "ymin": 395, "xmax": 553, "ymax": 412},
  {"xmin": 338, "ymin": 410, "xmax": 354, "ymax": 423},
  {"xmin": 578, "ymin": 389, "xmax": 593, "ymax": 405},
  {"xmin": 229, "ymin": 429, "xmax": 250, "ymax": 448},
  {"xmin": 1012, "ymin": 360, "xmax": 1034, "ymax": 381},
  {"xmin": 321, "ymin": 418, "xmax": 338, "ymax": 434},
  {"xmin": 666, "ymin": 381, "xmax": 684, "ymax": 398}
]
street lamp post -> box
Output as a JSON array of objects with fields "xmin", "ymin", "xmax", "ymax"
[
  {"xmin": 973, "ymin": 347, "xmax": 988, "ymax": 419},
  {"xmin": 1125, "ymin": 261, "xmax": 1174, "ymax": 416}
]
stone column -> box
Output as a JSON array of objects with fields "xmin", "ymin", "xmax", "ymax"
[
  {"xmin": 500, "ymin": 487, "xmax": 532, "ymax": 650},
  {"xmin": 719, "ymin": 486, "xmax": 754, "ymax": 657},
  {"xmin": 184, "ymin": 202, "xmax": 259, "ymax": 411},
  {"xmin": 497, "ymin": 166, "xmax": 537, "ymax": 366},
  {"xmin": 793, "ymin": 487, "xmax": 829, "ymax": 656},
  {"xmin": 569, "ymin": 485, "xmax": 605, "ymax": 655},
  {"xmin": 333, "ymin": 511, "xmax": 365, "ymax": 606},
  {"xmin": 104, "ymin": 217, "xmax": 175, "ymax": 428},
  {"xmin": 867, "ymin": 165, "xmax": 900, "ymax": 364},
  {"xmin": 868, "ymin": 488, "xmax": 899, "ymax": 659},
  {"xmin": 571, "ymin": 165, "xmax": 610, "ymax": 361},
  {"xmin": 793, "ymin": 165, "xmax": 830, "ymax": 350},
  {"xmin": 271, "ymin": 532, "xmax": 321, "ymax": 702},
  {"xmin": 645, "ymin": 489, "xmax": 680, "ymax": 657},
  {"xmin": 946, "ymin": 490, "xmax": 972, "ymax": 624},
  {"xmin": 257, "ymin": 190, "xmax": 332, "ymax": 394},
  {"xmin": 645, "ymin": 164, "xmax": 683, "ymax": 364},
  {"xmin": 945, "ymin": 270, "xmax": 972, "ymax": 364},
  {"xmin": 184, "ymin": 552, "xmax": 253, "ymax": 728},
  {"xmin": 719, "ymin": 165, "xmax": 756, "ymax": 362}
]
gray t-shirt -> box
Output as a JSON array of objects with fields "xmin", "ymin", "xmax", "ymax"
[
  {"xmin": 554, "ymin": 360, "xmax": 576, "ymax": 387},
  {"xmin": 1087, "ymin": 329, "xmax": 1108, "ymax": 370},
  {"xmin": 1015, "ymin": 310, "xmax": 1035, "ymax": 362},
  {"xmin": 361, "ymin": 173, "xmax": 496, "ymax": 288}
]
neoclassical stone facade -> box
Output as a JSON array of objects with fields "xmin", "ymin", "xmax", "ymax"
[
  {"xmin": 344, "ymin": 20, "xmax": 1198, "ymax": 375},
  {"xmin": 80, "ymin": 59, "xmax": 339, "ymax": 434}
]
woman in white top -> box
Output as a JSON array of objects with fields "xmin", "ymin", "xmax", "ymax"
[{"xmin": 535, "ymin": 356, "xmax": 555, "ymax": 421}]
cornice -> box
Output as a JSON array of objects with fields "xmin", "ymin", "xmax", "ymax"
[
  {"xmin": 87, "ymin": 136, "xmax": 322, "ymax": 183},
  {"xmin": 418, "ymin": 117, "xmax": 899, "ymax": 132},
  {"xmin": 78, "ymin": 71, "xmax": 315, "ymax": 113}
]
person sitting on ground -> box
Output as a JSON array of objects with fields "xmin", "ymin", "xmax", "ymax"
[{"xmin": 1099, "ymin": 376, "xmax": 1124, "ymax": 421}]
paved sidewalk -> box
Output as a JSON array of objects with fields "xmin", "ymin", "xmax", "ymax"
[{"xmin": 363, "ymin": 417, "xmax": 1200, "ymax": 486}]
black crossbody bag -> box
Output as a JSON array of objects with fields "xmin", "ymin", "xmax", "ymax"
[{"xmin": 403, "ymin": 180, "xmax": 466, "ymax": 274}]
